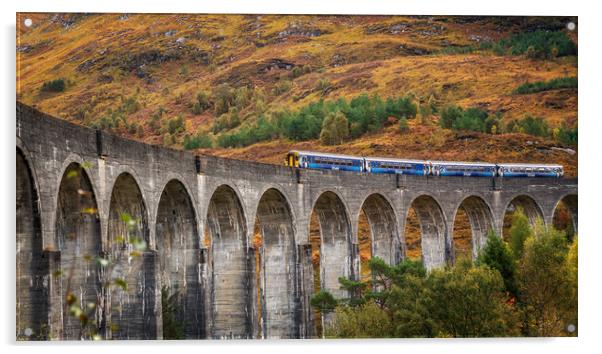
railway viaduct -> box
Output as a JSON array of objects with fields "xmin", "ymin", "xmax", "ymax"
[{"xmin": 16, "ymin": 102, "xmax": 577, "ymax": 340}]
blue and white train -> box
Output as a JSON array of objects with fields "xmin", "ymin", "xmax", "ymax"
[{"xmin": 285, "ymin": 150, "xmax": 564, "ymax": 178}]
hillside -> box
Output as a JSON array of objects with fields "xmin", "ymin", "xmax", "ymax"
[{"xmin": 16, "ymin": 13, "xmax": 577, "ymax": 176}]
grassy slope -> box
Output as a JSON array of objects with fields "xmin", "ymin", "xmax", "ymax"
[{"xmin": 17, "ymin": 14, "xmax": 578, "ymax": 177}]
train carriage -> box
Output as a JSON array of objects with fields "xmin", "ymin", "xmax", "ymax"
[
  {"xmin": 286, "ymin": 150, "xmax": 364, "ymax": 172},
  {"xmin": 497, "ymin": 163, "xmax": 564, "ymax": 178},
  {"xmin": 430, "ymin": 161, "xmax": 497, "ymax": 177},
  {"xmin": 364, "ymin": 157, "xmax": 429, "ymax": 176}
]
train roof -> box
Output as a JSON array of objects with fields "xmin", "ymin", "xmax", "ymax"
[
  {"xmin": 364, "ymin": 156, "xmax": 428, "ymax": 163},
  {"xmin": 289, "ymin": 150, "xmax": 363, "ymax": 160},
  {"xmin": 497, "ymin": 163, "xmax": 563, "ymax": 168},
  {"xmin": 430, "ymin": 160, "xmax": 497, "ymax": 167}
]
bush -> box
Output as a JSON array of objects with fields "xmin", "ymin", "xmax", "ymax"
[
  {"xmin": 326, "ymin": 302, "xmax": 393, "ymax": 338},
  {"xmin": 513, "ymin": 115, "xmax": 551, "ymax": 137},
  {"xmin": 518, "ymin": 224, "xmax": 574, "ymax": 336},
  {"xmin": 497, "ymin": 30, "xmax": 577, "ymax": 59},
  {"xmin": 213, "ymin": 83, "xmax": 235, "ymax": 116},
  {"xmin": 41, "ymin": 78, "xmax": 66, "ymax": 92},
  {"xmin": 167, "ymin": 116, "xmax": 185, "ymax": 135},
  {"xmin": 211, "ymin": 108, "xmax": 241, "ymax": 134},
  {"xmin": 398, "ymin": 117, "xmax": 409, "ymax": 133},
  {"xmin": 452, "ymin": 107, "xmax": 488, "ymax": 132},
  {"xmin": 320, "ymin": 111, "xmax": 349, "ymax": 145},
  {"xmin": 514, "ymin": 77, "xmax": 577, "ymax": 95},
  {"xmin": 476, "ymin": 230, "xmax": 518, "ymax": 297},
  {"xmin": 183, "ymin": 132, "xmax": 213, "ymax": 149},
  {"xmin": 440, "ymin": 105, "xmax": 463, "ymax": 129},
  {"xmin": 191, "ymin": 91, "xmax": 211, "ymax": 114},
  {"xmin": 440, "ymin": 105, "xmax": 500, "ymax": 134},
  {"xmin": 555, "ymin": 122, "xmax": 577, "ymax": 146},
  {"xmin": 316, "ymin": 78, "xmax": 331, "ymax": 94}
]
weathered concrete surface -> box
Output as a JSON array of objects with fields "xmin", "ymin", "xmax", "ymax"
[{"xmin": 16, "ymin": 102, "xmax": 578, "ymax": 339}]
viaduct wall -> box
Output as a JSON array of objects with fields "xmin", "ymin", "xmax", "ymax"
[{"xmin": 15, "ymin": 102, "xmax": 578, "ymax": 340}]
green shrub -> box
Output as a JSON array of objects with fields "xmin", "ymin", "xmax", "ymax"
[
  {"xmin": 167, "ymin": 116, "xmax": 185, "ymax": 135},
  {"xmin": 183, "ymin": 132, "xmax": 213, "ymax": 149},
  {"xmin": 512, "ymin": 114, "xmax": 551, "ymax": 137},
  {"xmin": 497, "ymin": 30, "xmax": 577, "ymax": 59},
  {"xmin": 41, "ymin": 78, "xmax": 66, "ymax": 92},
  {"xmin": 316, "ymin": 78, "xmax": 331, "ymax": 94},
  {"xmin": 452, "ymin": 107, "xmax": 489, "ymax": 132},
  {"xmin": 398, "ymin": 117, "xmax": 409, "ymax": 133},
  {"xmin": 440, "ymin": 105, "xmax": 463, "ymax": 129},
  {"xmin": 514, "ymin": 77, "xmax": 577, "ymax": 94},
  {"xmin": 555, "ymin": 122, "xmax": 577, "ymax": 146},
  {"xmin": 191, "ymin": 91, "xmax": 211, "ymax": 114}
]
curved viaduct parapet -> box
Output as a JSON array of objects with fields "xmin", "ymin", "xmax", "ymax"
[{"xmin": 206, "ymin": 184, "xmax": 251, "ymax": 339}]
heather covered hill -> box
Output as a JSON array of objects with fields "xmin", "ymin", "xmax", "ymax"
[{"xmin": 16, "ymin": 13, "xmax": 577, "ymax": 175}]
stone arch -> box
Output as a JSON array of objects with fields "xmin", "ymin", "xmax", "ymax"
[
  {"xmin": 206, "ymin": 184, "xmax": 251, "ymax": 339},
  {"xmin": 404, "ymin": 195, "xmax": 448, "ymax": 269},
  {"xmin": 55, "ymin": 162, "xmax": 102, "ymax": 339},
  {"xmin": 311, "ymin": 191, "xmax": 353, "ymax": 299},
  {"xmin": 254, "ymin": 188, "xmax": 297, "ymax": 339},
  {"xmin": 358, "ymin": 193, "xmax": 399, "ymax": 272},
  {"xmin": 155, "ymin": 179, "xmax": 203, "ymax": 338},
  {"xmin": 502, "ymin": 195, "xmax": 545, "ymax": 239},
  {"xmin": 107, "ymin": 172, "xmax": 153, "ymax": 339},
  {"xmin": 16, "ymin": 148, "xmax": 46, "ymax": 339},
  {"xmin": 452, "ymin": 196, "xmax": 494, "ymax": 261},
  {"xmin": 553, "ymin": 194, "xmax": 578, "ymax": 235}
]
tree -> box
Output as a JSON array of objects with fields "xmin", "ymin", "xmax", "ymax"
[
  {"xmin": 509, "ymin": 209, "xmax": 532, "ymax": 259},
  {"xmin": 310, "ymin": 290, "xmax": 338, "ymax": 338},
  {"xmin": 517, "ymin": 225, "xmax": 573, "ymax": 336},
  {"xmin": 320, "ymin": 111, "xmax": 349, "ymax": 145},
  {"xmin": 326, "ymin": 302, "xmax": 393, "ymax": 338},
  {"xmin": 427, "ymin": 263, "xmax": 519, "ymax": 337},
  {"xmin": 440, "ymin": 105, "xmax": 463, "ymax": 129},
  {"xmin": 476, "ymin": 230, "xmax": 518, "ymax": 297}
]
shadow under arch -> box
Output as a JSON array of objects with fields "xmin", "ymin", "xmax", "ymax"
[
  {"xmin": 55, "ymin": 162, "xmax": 102, "ymax": 339},
  {"xmin": 452, "ymin": 195, "xmax": 494, "ymax": 261},
  {"xmin": 358, "ymin": 193, "xmax": 399, "ymax": 279},
  {"xmin": 16, "ymin": 148, "xmax": 46, "ymax": 339},
  {"xmin": 206, "ymin": 184, "xmax": 251, "ymax": 339},
  {"xmin": 253, "ymin": 187, "xmax": 297, "ymax": 339},
  {"xmin": 107, "ymin": 172, "xmax": 154, "ymax": 339},
  {"xmin": 404, "ymin": 194, "xmax": 448, "ymax": 269},
  {"xmin": 155, "ymin": 179, "xmax": 203, "ymax": 339}
]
